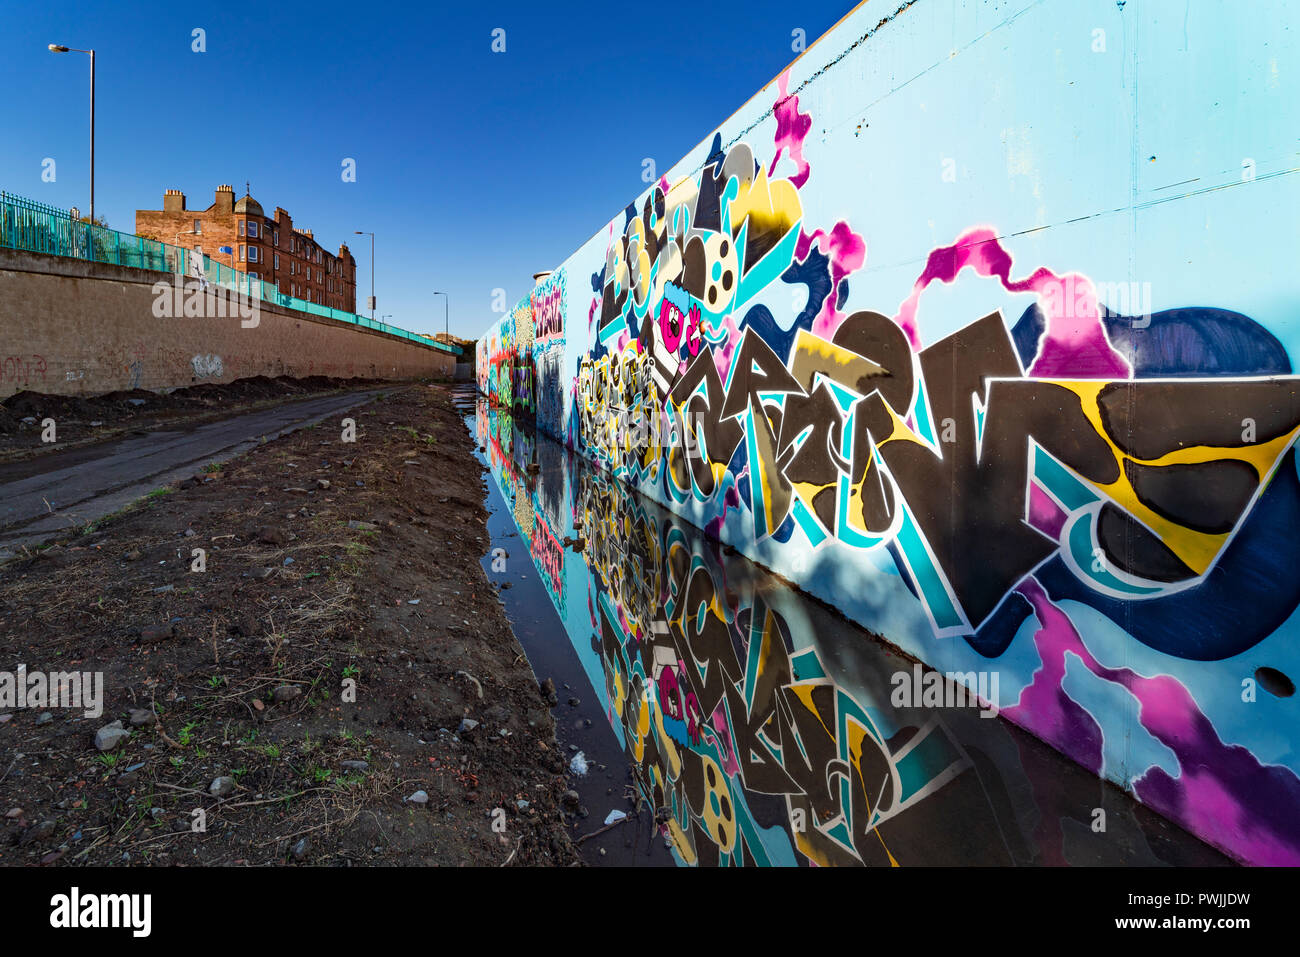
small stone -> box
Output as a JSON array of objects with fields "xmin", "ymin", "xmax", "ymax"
[
  {"xmin": 4, "ymin": 807, "xmax": 23, "ymax": 819},
  {"xmin": 94, "ymin": 722, "xmax": 130, "ymax": 751},
  {"xmin": 458, "ymin": 718, "xmax": 479, "ymax": 734},
  {"xmin": 561, "ymin": 789, "xmax": 580, "ymax": 809},
  {"xmin": 183, "ymin": 528, "xmax": 196, "ymax": 538},
  {"xmin": 139, "ymin": 624, "xmax": 172, "ymax": 644},
  {"xmin": 21, "ymin": 820, "xmax": 56, "ymax": 845},
  {"xmin": 272, "ymin": 685, "xmax": 301, "ymax": 704},
  {"xmin": 316, "ymin": 479, "xmax": 330, "ymax": 490},
  {"xmin": 340, "ymin": 760, "xmax": 369, "ymax": 771},
  {"xmin": 407, "ymin": 790, "xmax": 429, "ymax": 805},
  {"xmin": 291, "ymin": 837, "xmax": 310, "ymax": 860},
  {"xmin": 516, "ymin": 799, "xmax": 530, "ymax": 811},
  {"xmin": 283, "ymin": 557, "xmax": 295, "ymax": 566},
  {"xmin": 123, "ymin": 550, "xmax": 143, "ymax": 561},
  {"xmin": 128, "ymin": 709, "xmax": 156, "ymax": 727},
  {"xmin": 256, "ymin": 526, "xmax": 287, "ymax": 546},
  {"xmin": 152, "ymin": 584, "xmax": 175, "ymax": 594},
  {"xmin": 346, "ymin": 520, "xmax": 378, "ymax": 531},
  {"xmin": 251, "ymin": 699, "xmax": 264, "ymax": 711},
  {"xmin": 209, "ymin": 776, "xmax": 235, "ymax": 798},
  {"xmin": 35, "ymin": 712, "xmax": 53, "ymax": 726}
]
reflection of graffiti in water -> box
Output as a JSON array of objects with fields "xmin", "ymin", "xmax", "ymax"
[
  {"xmin": 478, "ymin": 400, "xmax": 1226, "ymax": 867},
  {"xmin": 478, "ymin": 402, "xmax": 567, "ymax": 619},
  {"xmin": 577, "ymin": 465, "xmax": 976, "ymax": 865}
]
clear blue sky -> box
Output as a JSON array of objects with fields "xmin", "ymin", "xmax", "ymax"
[{"xmin": 1, "ymin": 0, "xmax": 853, "ymax": 339}]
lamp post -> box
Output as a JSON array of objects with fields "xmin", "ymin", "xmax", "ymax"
[
  {"xmin": 173, "ymin": 229, "xmax": 196, "ymax": 277},
  {"xmin": 432, "ymin": 291, "xmax": 449, "ymax": 348},
  {"xmin": 48, "ymin": 44, "xmax": 95, "ymax": 223},
  {"xmin": 354, "ymin": 230, "xmax": 374, "ymax": 322}
]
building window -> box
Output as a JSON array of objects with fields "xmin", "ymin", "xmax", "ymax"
[
  {"xmin": 238, "ymin": 220, "xmax": 245, "ymax": 237},
  {"xmin": 274, "ymin": 229, "xmax": 279, "ymax": 247},
  {"xmin": 249, "ymin": 246, "xmax": 259, "ymax": 263},
  {"xmin": 239, "ymin": 244, "xmax": 246, "ymax": 262},
  {"xmin": 193, "ymin": 219, "xmax": 201, "ymax": 234},
  {"xmin": 248, "ymin": 222, "xmax": 258, "ymax": 239},
  {"xmin": 274, "ymin": 253, "xmax": 280, "ymax": 269}
]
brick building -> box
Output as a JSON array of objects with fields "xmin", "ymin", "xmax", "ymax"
[{"xmin": 135, "ymin": 185, "xmax": 357, "ymax": 312}]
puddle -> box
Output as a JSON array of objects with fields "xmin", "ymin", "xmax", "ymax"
[{"xmin": 462, "ymin": 389, "xmax": 1228, "ymax": 868}]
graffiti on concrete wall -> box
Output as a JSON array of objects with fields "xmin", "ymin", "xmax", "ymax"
[
  {"xmin": 0, "ymin": 354, "xmax": 48, "ymax": 389},
  {"xmin": 476, "ymin": 0, "xmax": 1300, "ymax": 865}
]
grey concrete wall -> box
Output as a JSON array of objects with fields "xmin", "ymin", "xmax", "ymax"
[{"xmin": 0, "ymin": 247, "xmax": 453, "ymax": 397}]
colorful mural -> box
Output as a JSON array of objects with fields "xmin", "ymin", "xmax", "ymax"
[{"xmin": 477, "ymin": 0, "xmax": 1300, "ymax": 865}]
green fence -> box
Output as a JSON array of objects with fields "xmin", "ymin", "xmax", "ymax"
[{"xmin": 0, "ymin": 190, "xmax": 459, "ymax": 355}]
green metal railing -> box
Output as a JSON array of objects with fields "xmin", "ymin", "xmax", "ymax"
[{"xmin": 0, "ymin": 190, "xmax": 460, "ymax": 355}]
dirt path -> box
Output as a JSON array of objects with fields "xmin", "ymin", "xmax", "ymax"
[
  {"xmin": 0, "ymin": 384, "xmax": 580, "ymax": 866},
  {"xmin": 0, "ymin": 388, "xmax": 390, "ymax": 560}
]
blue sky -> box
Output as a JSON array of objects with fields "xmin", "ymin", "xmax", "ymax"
[{"xmin": 0, "ymin": 0, "xmax": 854, "ymax": 339}]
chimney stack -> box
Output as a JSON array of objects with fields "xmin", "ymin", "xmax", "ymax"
[
  {"xmin": 214, "ymin": 184, "xmax": 235, "ymax": 214},
  {"xmin": 163, "ymin": 188, "xmax": 186, "ymax": 212}
]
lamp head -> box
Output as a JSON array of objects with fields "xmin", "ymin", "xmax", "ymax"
[{"xmin": 48, "ymin": 44, "xmax": 70, "ymax": 52}]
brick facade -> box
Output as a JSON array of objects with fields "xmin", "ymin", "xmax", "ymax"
[{"xmin": 135, "ymin": 185, "xmax": 357, "ymax": 312}]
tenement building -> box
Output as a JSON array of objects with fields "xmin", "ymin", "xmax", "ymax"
[{"xmin": 135, "ymin": 185, "xmax": 357, "ymax": 312}]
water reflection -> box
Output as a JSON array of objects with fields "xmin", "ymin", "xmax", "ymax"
[{"xmin": 474, "ymin": 396, "xmax": 1227, "ymax": 867}]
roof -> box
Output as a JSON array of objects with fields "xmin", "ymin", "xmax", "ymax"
[{"xmin": 234, "ymin": 193, "xmax": 263, "ymax": 216}]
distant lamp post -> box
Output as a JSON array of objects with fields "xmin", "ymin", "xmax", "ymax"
[
  {"xmin": 432, "ymin": 291, "xmax": 449, "ymax": 348},
  {"xmin": 48, "ymin": 44, "xmax": 95, "ymax": 223},
  {"xmin": 174, "ymin": 228, "xmax": 197, "ymax": 277},
  {"xmin": 354, "ymin": 230, "xmax": 375, "ymax": 321}
]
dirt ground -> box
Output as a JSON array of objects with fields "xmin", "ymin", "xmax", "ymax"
[
  {"xmin": 0, "ymin": 383, "xmax": 581, "ymax": 866},
  {"xmin": 0, "ymin": 375, "xmax": 388, "ymax": 462}
]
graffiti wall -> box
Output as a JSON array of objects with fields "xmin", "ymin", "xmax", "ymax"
[{"xmin": 476, "ymin": 0, "xmax": 1300, "ymax": 865}]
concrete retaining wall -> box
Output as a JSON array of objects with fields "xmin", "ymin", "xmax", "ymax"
[{"xmin": 0, "ymin": 247, "xmax": 453, "ymax": 397}]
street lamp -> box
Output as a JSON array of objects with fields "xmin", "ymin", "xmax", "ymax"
[
  {"xmin": 432, "ymin": 291, "xmax": 449, "ymax": 348},
  {"xmin": 173, "ymin": 228, "xmax": 196, "ymax": 277},
  {"xmin": 48, "ymin": 44, "xmax": 95, "ymax": 223},
  {"xmin": 354, "ymin": 230, "xmax": 374, "ymax": 321}
]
